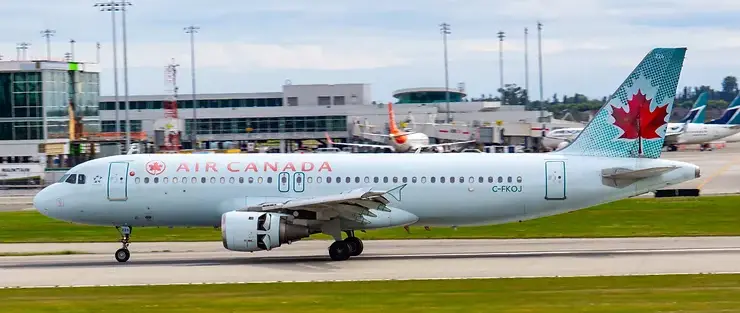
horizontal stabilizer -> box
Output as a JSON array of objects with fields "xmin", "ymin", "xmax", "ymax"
[{"xmin": 601, "ymin": 166, "xmax": 678, "ymax": 188}]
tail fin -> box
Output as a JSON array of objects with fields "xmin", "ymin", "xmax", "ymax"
[
  {"xmin": 706, "ymin": 93, "xmax": 740, "ymax": 125},
  {"xmin": 555, "ymin": 48, "xmax": 686, "ymax": 159},
  {"xmin": 679, "ymin": 91, "xmax": 707, "ymax": 123},
  {"xmin": 387, "ymin": 102, "xmax": 401, "ymax": 134}
]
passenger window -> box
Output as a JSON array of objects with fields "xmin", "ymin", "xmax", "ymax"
[
  {"xmin": 488, "ymin": 177, "xmax": 494, "ymax": 183},
  {"xmin": 412, "ymin": 177, "xmax": 417, "ymax": 183},
  {"xmin": 345, "ymin": 177, "xmax": 351, "ymax": 183},
  {"xmin": 239, "ymin": 177, "xmax": 244, "ymax": 184},
  {"xmin": 517, "ymin": 176, "xmax": 522, "ymax": 183},
  {"xmin": 281, "ymin": 176, "xmax": 287, "ymax": 184},
  {"xmin": 307, "ymin": 177, "xmax": 313, "ymax": 184},
  {"xmin": 144, "ymin": 177, "xmax": 150, "ymax": 184},
  {"xmin": 469, "ymin": 177, "xmax": 474, "ymax": 183},
  {"xmin": 267, "ymin": 177, "xmax": 273, "ymax": 184},
  {"xmin": 201, "ymin": 177, "xmax": 206, "ymax": 184},
  {"xmin": 364, "ymin": 176, "xmax": 370, "ymax": 183},
  {"xmin": 182, "ymin": 177, "xmax": 187, "ymax": 184},
  {"xmin": 257, "ymin": 177, "xmax": 263, "ymax": 184},
  {"xmin": 296, "ymin": 175, "xmax": 303, "ymax": 184},
  {"xmin": 337, "ymin": 177, "xmax": 341, "ymax": 184},
  {"xmin": 374, "ymin": 177, "xmax": 379, "ymax": 183},
  {"xmin": 163, "ymin": 177, "xmax": 169, "ymax": 184},
  {"xmin": 220, "ymin": 177, "xmax": 225, "ymax": 184},
  {"xmin": 135, "ymin": 177, "xmax": 141, "ymax": 184},
  {"xmin": 383, "ymin": 177, "xmax": 388, "ymax": 183},
  {"xmin": 441, "ymin": 177, "xmax": 446, "ymax": 183},
  {"xmin": 248, "ymin": 177, "xmax": 254, "ymax": 184},
  {"xmin": 431, "ymin": 177, "xmax": 436, "ymax": 183},
  {"xmin": 154, "ymin": 177, "xmax": 159, "ymax": 184},
  {"xmin": 229, "ymin": 177, "xmax": 235, "ymax": 184},
  {"xmin": 449, "ymin": 177, "xmax": 454, "ymax": 184},
  {"xmin": 77, "ymin": 174, "xmax": 86, "ymax": 184},
  {"xmin": 498, "ymin": 176, "xmax": 503, "ymax": 183},
  {"xmin": 327, "ymin": 177, "xmax": 332, "ymax": 183},
  {"xmin": 421, "ymin": 176, "xmax": 427, "ymax": 183},
  {"xmin": 402, "ymin": 177, "xmax": 408, "ymax": 183},
  {"xmin": 210, "ymin": 177, "xmax": 216, "ymax": 184},
  {"xmin": 478, "ymin": 176, "xmax": 484, "ymax": 183},
  {"xmin": 191, "ymin": 177, "xmax": 197, "ymax": 184},
  {"xmin": 507, "ymin": 176, "xmax": 512, "ymax": 183},
  {"xmin": 173, "ymin": 177, "xmax": 179, "ymax": 183},
  {"xmin": 65, "ymin": 174, "xmax": 77, "ymax": 184},
  {"xmin": 317, "ymin": 177, "xmax": 323, "ymax": 183},
  {"xmin": 355, "ymin": 177, "xmax": 360, "ymax": 183}
]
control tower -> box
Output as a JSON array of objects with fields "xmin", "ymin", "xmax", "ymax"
[{"xmin": 392, "ymin": 87, "xmax": 467, "ymax": 104}]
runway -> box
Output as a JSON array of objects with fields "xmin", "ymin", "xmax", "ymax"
[{"xmin": 2, "ymin": 237, "xmax": 740, "ymax": 288}]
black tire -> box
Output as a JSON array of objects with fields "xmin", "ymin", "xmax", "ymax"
[
  {"xmin": 115, "ymin": 248, "xmax": 130, "ymax": 263},
  {"xmin": 328, "ymin": 241, "xmax": 351, "ymax": 261},
  {"xmin": 344, "ymin": 237, "xmax": 364, "ymax": 256}
]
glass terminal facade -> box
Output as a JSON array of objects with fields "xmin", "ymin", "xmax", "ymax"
[
  {"xmin": 0, "ymin": 65, "xmax": 100, "ymax": 141},
  {"xmin": 395, "ymin": 90, "xmax": 464, "ymax": 104}
]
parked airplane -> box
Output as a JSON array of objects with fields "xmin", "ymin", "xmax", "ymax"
[
  {"xmin": 325, "ymin": 102, "xmax": 475, "ymax": 153},
  {"xmin": 663, "ymin": 94, "xmax": 740, "ymax": 151},
  {"xmin": 707, "ymin": 94, "xmax": 740, "ymax": 143},
  {"xmin": 33, "ymin": 48, "xmax": 700, "ymax": 263},
  {"xmin": 543, "ymin": 92, "xmax": 707, "ymax": 151}
]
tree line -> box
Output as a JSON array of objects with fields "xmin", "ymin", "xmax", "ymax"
[{"xmin": 470, "ymin": 76, "xmax": 739, "ymax": 120}]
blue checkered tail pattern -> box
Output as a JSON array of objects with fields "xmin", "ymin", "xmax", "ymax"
[{"xmin": 554, "ymin": 48, "xmax": 686, "ymax": 159}]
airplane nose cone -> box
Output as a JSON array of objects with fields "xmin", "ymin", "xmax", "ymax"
[{"xmin": 33, "ymin": 186, "xmax": 53, "ymax": 217}]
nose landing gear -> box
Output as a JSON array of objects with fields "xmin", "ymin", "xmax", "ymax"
[{"xmin": 115, "ymin": 226, "xmax": 132, "ymax": 263}]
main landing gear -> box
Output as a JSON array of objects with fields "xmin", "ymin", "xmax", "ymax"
[
  {"xmin": 115, "ymin": 225, "xmax": 132, "ymax": 263},
  {"xmin": 328, "ymin": 230, "xmax": 364, "ymax": 261}
]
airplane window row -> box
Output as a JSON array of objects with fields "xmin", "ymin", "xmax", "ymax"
[
  {"xmin": 59, "ymin": 174, "xmax": 86, "ymax": 184},
  {"xmin": 133, "ymin": 175, "xmax": 523, "ymax": 185}
]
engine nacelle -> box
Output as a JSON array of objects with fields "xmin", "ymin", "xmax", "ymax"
[{"xmin": 221, "ymin": 211, "xmax": 310, "ymax": 252}]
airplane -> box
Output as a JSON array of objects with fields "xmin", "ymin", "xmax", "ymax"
[
  {"xmin": 543, "ymin": 92, "xmax": 708, "ymax": 151},
  {"xmin": 33, "ymin": 47, "xmax": 700, "ymax": 263},
  {"xmin": 325, "ymin": 102, "xmax": 475, "ymax": 153},
  {"xmin": 707, "ymin": 94, "xmax": 740, "ymax": 143},
  {"xmin": 663, "ymin": 93, "xmax": 740, "ymax": 151}
]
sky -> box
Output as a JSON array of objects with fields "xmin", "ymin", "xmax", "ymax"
[{"xmin": 2, "ymin": 0, "xmax": 740, "ymax": 102}]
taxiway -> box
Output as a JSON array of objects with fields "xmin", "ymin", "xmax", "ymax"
[{"xmin": 1, "ymin": 237, "xmax": 740, "ymax": 288}]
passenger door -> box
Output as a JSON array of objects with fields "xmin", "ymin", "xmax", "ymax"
[
  {"xmin": 107, "ymin": 162, "xmax": 129, "ymax": 201},
  {"xmin": 544, "ymin": 161, "xmax": 566, "ymax": 200}
]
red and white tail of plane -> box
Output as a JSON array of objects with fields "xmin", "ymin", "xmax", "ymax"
[{"xmin": 325, "ymin": 102, "xmax": 475, "ymax": 153}]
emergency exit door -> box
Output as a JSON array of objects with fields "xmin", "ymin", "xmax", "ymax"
[
  {"xmin": 544, "ymin": 161, "xmax": 566, "ymax": 200},
  {"xmin": 107, "ymin": 162, "xmax": 129, "ymax": 201}
]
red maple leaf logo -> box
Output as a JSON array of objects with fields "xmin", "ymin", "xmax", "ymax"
[
  {"xmin": 611, "ymin": 89, "xmax": 668, "ymax": 140},
  {"xmin": 146, "ymin": 161, "xmax": 166, "ymax": 175}
]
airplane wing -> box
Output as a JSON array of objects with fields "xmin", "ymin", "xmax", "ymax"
[
  {"xmin": 601, "ymin": 166, "xmax": 678, "ymax": 188},
  {"xmin": 417, "ymin": 140, "xmax": 477, "ymax": 150},
  {"xmin": 240, "ymin": 186, "xmax": 405, "ymax": 224},
  {"xmin": 324, "ymin": 133, "xmax": 395, "ymax": 151}
]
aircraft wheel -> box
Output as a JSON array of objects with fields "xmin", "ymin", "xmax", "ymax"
[
  {"xmin": 344, "ymin": 237, "xmax": 364, "ymax": 256},
  {"xmin": 115, "ymin": 248, "xmax": 130, "ymax": 263},
  {"xmin": 328, "ymin": 241, "xmax": 351, "ymax": 261}
]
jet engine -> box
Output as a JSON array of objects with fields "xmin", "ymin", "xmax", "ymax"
[{"xmin": 221, "ymin": 211, "xmax": 310, "ymax": 252}]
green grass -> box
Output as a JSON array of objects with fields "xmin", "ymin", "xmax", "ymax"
[
  {"xmin": 3, "ymin": 195, "xmax": 740, "ymax": 243},
  {"xmin": 3, "ymin": 274, "xmax": 740, "ymax": 312}
]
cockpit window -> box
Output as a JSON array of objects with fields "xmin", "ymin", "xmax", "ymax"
[
  {"xmin": 65, "ymin": 174, "xmax": 78, "ymax": 184},
  {"xmin": 77, "ymin": 174, "xmax": 86, "ymax": 184},
  {"xmin": 59, "ymin": 174, "xmax": 70, "ymax": 183}
]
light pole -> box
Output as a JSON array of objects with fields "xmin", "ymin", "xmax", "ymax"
[
  {"xmin": 17, "ymin": 43, "xmax": 30, "ymax": 60},
  {"xmin": 64, "ymin": 52, "xmax": 72, "ymax": 62},
  {"xmin": 185, "ymin": 25, "xmax": 200, "ymax": 149},
  {"xmin": 440, "ymin": 22, "xmax": 451, "ymax": 123},
  {"xmin": 497, "ymin": 31, "xmax": 505, "ymax": 104},
  {"xmin": 40, "ymin": 29, "xmax": 56, "ymax": 60},
  {"xmin": 120, "ymin": 1, "xmax": 132, "ymax": 151},
  {"xmin": 69, "ymin": 39, "xmax": 76, "ymax": 62},
  {"xmin": 537, "ymin": 21, "xmax": 544, "ymax": 106},
  {"xmin": 524, "ymin": 27, "xmax": 529, "ymax": 108},
  {"xmin": 94, "ymin": 1, "xmax": 123, "ymax": 143},
  {"xmin": 96, "ymin": 42, "xmax": 101, "ymax": 63}
]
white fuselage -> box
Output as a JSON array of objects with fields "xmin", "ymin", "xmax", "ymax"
[
  {"xmin": 721, "ymin": 132, "xmax": 740, "ymax": 143},
  {"xmin": 542, "ymin": 128, "xmax": 583, "ymax": 150},
  {"xmin": 392, "ymin": 132, "xmax": 431, "ymax": 152},
  {"xmin": 34, "ymin": 153, "xmax": 698, "ymax": 229},
  {"xmin": 666, "ymin": 123, "xmax": 740, "ymax": 145}
]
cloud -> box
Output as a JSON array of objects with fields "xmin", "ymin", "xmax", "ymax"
[{"xmin": 1, "ymin": 0, "xmax": 739, "ymax": 101}]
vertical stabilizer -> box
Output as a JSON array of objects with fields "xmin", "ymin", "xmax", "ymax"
[
  {"xmin": 554, "ymin": 48, "xmax": 686, "ymax": 159},
  {"xmin": 387, "ymin": 102, "xmax": 401, "ymax": 134},
  {"xmin": 707, "ymin": 93, "xmax": 740, "ymax": 125},
  {"xmin": 679, "ymin": 91, "xmax": 707, "ymax": 123}
]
